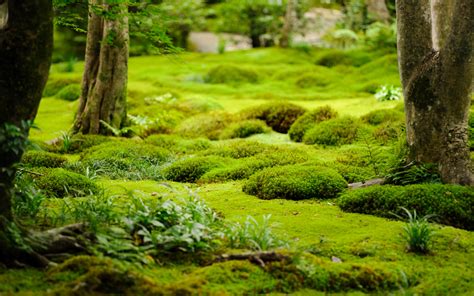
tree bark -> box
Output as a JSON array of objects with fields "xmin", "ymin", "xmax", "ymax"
[
  {"xmin": 366, "ymin": 0, "xmax": 391, "ymax": 23},
  {"xmin": 73, "ymin": 0, "xmax": 129, "ymax": 135},
  {"xmin": 397, "ymin": 0, "xmax": 474, "ymax": 185},
  {"xmin": 280, "ymin": 0, "xmax": 296, "ymax": 48}
]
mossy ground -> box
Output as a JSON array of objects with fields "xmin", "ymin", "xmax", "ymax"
[{"xmin": 3, "ymin": 48, "xmax": 473, "ymax": 295}]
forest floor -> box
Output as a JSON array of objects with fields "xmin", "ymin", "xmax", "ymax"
[{"xmin": 1, "ymin": 48, "xmax": 473, "ymax": 295}]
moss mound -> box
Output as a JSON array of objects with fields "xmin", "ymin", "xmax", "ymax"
[
  {"xmin": 360, "ymin": 109, "xmax": 403, "ymax": 126},
  {"xmin": 219, "ymin": 120, "xmax": 270, "ymax": 139},
  {"xmin": 315, "ymin": 50, "xmax": 372, "ymax": 67},
  {"xmin": 68, "ymin": 134, "xmax": 114, "ymax": 153},
  {"xmin": 338, "ymin": 184, "xmax": 474, "ymax": 230},
  {"xmin": 241, "ymin": 102, "xmax": 307, "ymax": 133},
  {"xmin": 303, "ymin": 117, "xmax": 361, "ymax": 146},
  {"xmin": 21, "ymin": 151, "xmax": 67, "ymax": 168},
  {"xmin": 163, "ymin": 156, "xmax": 227, "ymax": 183},
  {"xmin": 176, "ymin": 111, "xmax": 236, "ymax": 140},
  {"xmin": 43, "ymin": 77, "xmax": 81, "ymax": 97},
  {"xmin": 205, "ymin": 64, "xmax": 259, "ymax": 84},
  {"xmin": 243, "ymin": 165, "xmax": 347, "ymax": 200},
  {"xmin": 56, "ymin": 84, "xmax": 81, "ymax": 101},
  {"xmin": 289, "ymin": 106, "xmax": 338, "ymax": 142},
  {"xmin": 34, "ymin": 168, "xmax": 100, "ymax": 198},
  {"xmin": 145, "ymin": 134, "xmax": 211, "ymax": 154},
  {"xmin": 79, "ymin": 141, "xmax": 172, "ymax": 180},
  {"xmin": 295, "ymin": 73, "xmax": 331, "ymax": 88}
]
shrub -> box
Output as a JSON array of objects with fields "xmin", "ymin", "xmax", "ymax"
[
  {"xmin": 360, "ymin": 109, "xmax": 403, "ymax": 126},
  {"xmin": 56, "ymin": 83, "xmax": 81, "ymax": 101},
  {"xmin": 205, "ymin": 65, "xmax": 259, "ymax": 84},
  {"xmin": 295, "ymin": 73, "xmax": 331, "ymax": 88},
  {"xmin": 79, "ymin": 141, "xmax": 172, "ymax": 180},
  {"xmin": 34, "ymin": 168, "xmax": 100, "ymax": 198},
  {"xmin": 145, "ymin": 134, "xmax": 211, "ymax": 154},
  {"xmin": 338, "ymin": 184, "xmax": 474, "ymax": 230},
  {"xmin": 176, "ymin": 111, "xmax": 236, "ymax": 140},
  {"xmin": 219, "ymin": 120, "xmax": 270, "ymax": 139},
  {"xmin": 303, "ymin": 117, "xmax": 361, "ymax": 146},
  {"xmin": 163, "ymin": 156, "xmax": 227, "ymax": 183},
  {"xmin": 289, "ymin": 106, "xmax": 338, "ymax": 142},
  {"xmin": 241, "ymin": 102, "xmax": 307, "ymax": 133},
  {"xmin": 43, "ymin": 77, "xmax": 80, "ymax": 97},
  {"xmin": 21, "ymin": 151, "xmax": 67, "ymax": 168},
  {"xmin": 243, "ymin": 165, "xmax": 347, "ymax": 200}
]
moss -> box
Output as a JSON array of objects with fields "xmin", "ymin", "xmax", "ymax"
[
  {"xmin": 145, "ymin": 134, "xmax": 211, "ymax": 154},
  {"xmin": 43, "ymin": 76, "xmax": 81, "ymax": 97},
  {"xmin": 295, "ymin": 73, "xmax": 331, "ymax": 88},
  {"xmin": 205, "ymin": 64, "xmax": 260, "ymax": 84},
  {"xmin": 289, "ymin": 106, "xmax": 338, "ymax": 142},
  {"xmin": 219, "ymin": 120, "xmax": 271, "ymax": 139},
  {"xmin": 315, "ymin": 50, "xmax": 372, "ymax": 67},
  {"xmin": 163, "ymin": 156, "xmax": 227, "ymax": 183},
  {"xmin": 176, "ymin": 111, "xmax": 236, "ymax": 140},
  {"xmin": 241, "ymin": 102, "xmax": 307, "ymax": 133},
  {"xmin": 331, "ymin": 163, "xmax": 376, "ymax": 183},
  {"xmin": 338, "ymin": 184, "xmax": 474, "ymax": 230},
  {"xmin": 360, "ymin": 109, "xmax": 403, "ymax": 126},
  {"xmin": 303, "ymin": 117, "xmax": 361, "ymax": 146},
  {"xmin": 200, "ymin": 140, "xmax": 270, "ymax": 159},
  {"xmin": 21, "ymin": 150, "xmax": 67, "ymax": 168},
  {"xmin": 243, "ymin": 165, "xmax": 347, "ymax": 200},
  {"xmin": 56, "ymin": 84, "xmax": 81, "ymax": 101},
  {"xmin": 68, "ymin": 134, "xmax": 114, "ymax": 153},
  {"xmin": 373, "ymin": 121, "xmax": 405, "ymax": 144},
  {"xmin": 34, "ymin": 168, "xmax": 100, "ymax": 198}
]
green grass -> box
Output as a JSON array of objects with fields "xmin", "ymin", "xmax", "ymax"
[{"xmin": 7, "ymin": 47, "xmax": 472, "ymax": 295}]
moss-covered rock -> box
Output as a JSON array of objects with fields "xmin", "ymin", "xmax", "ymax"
[
  {"xmin": 289, "ymin": 106, "xmax": 338, "ymax": 142},
  {"xmin": 21, "ymin": 151, "xmax": 67, "ymax": 168},
  {"xmin": 163, "ymin": 156, "xmax": 227, "ymax": 183},
  {"xmin": 243, "ymin": 165, "xmax": 347, "ymax": 200},
  {"xmin": 219, "ymin": 120, "xmax": 270, "ymax": 139},
  {"xmin": 205, "ymin": 64, "xmax": 259, "ymax": 84},
  {"xmin": 303, "ymin": 117, "xmax": 361, "ymax": 146},
  {"xmin": 34, "ymin": 168, "xmax": 100, "ymax": 198},
  {"xmin": 241, "ymin": 102, "xmax": 307, "ymax": 133},
  {"xmin": 338, "ymin": 184, "xmax": 474, "ymax": 230}
]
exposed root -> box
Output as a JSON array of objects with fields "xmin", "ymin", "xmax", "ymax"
[{"xmin": 213, "ymin": 251, "xmax": 290, "ymax": 268}]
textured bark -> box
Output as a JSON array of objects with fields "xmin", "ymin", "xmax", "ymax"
[
  {"xmin": 367, "ymin": 0, "xmax": 391, "ymax": 23},
  {"xmin": 73, "ymin": 0, "xmax": 129, "ymax": 135},
  {"xmin": 0, "ymin": 0, "xmax": 53, "ymax": 267},
  {"xmin": 280, "ymin": 0, "xmax": 296, "ymax": 48},
  {"xmin": 397, "ymin": 0, "xmax": 474, "ymax": 185}
]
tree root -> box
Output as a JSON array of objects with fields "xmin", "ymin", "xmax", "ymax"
[
  {"xmin": 213, "ymin": 251, "xmax": 291, "ymax": 268},
  {"xmin": 0, "ymin": 219, "xmax": 93, "ymax": 268},
  {"xmin": 348, "ymin": 178, "xmax": 385, "ymax": 189}
]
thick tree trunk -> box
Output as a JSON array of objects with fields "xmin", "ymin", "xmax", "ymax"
[
  {"xmin": 280, "ymin": 0, "xmax": 296, "ymax": 48},
  {"xmin": 73, "ymin": 0, "xmax": 129, "ymax": 135},
  {"xmin": 397, "ymin": 0, "xmax": 473, "ymax": 185},
  {"xmin": 0, "ymin": 0, "xmax": 54, "ymax": 267},
  {"xmin": 366, "ymin": 0, "xmax": 391, "ymax": 23}
]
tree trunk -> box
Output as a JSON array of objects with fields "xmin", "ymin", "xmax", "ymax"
[
  {"xmin": 366, "ymin": 0, "xmax": 391, "ymax": 23},
  {"xmin": 0, "ymin": 0, "xmax": 53, "ymax": 267},
  {"xmin": 397, "ymin": 0, "xmax": 473, "ymax": 185},
  {"xmin": 280, "ymin": 0, "xmax": 296, "ymax": 48},
  {"xmin": 73, "ymin": 0, "xmax": 129, "ymax": 135}
]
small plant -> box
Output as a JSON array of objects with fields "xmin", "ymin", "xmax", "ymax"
[
  {"xmin": 217, "ymin": 38, "xmax": 226, "ymax": 54},
  {"xmin": 393, "ymin": 207, "xmax": 435, "ymax": 254},
  {"xmin": 60, "ymin": 131, "xmax": 74, "ymax": 153},
  {"xmin": 99, "ymin": 120, "xmax": 133, "ymax": 137},
  {"xmin": 224, "ymin": 215, "xmax": 287, "ymax": 251},
  {"xmin": 375, "ymin": 85, "xmax": 403, "ymax": 101}
]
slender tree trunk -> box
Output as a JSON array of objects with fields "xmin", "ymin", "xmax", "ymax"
[
  {"xmin": 280, "ymin": 0, "xmax": 296, "ymax": 48},
  {"xmin": 366, "ymin": 0, "xmax": 391, "ymax": 23},
  {"xmin": 397, "ymin": 0, "xmax": 473, "ymax": 185},
  {"xmin": 0, "ymin": 0, "xmax": 53, "ymax": 267},
  {"xmin": 73, "ymin": 0, "xmax": 129, "ymax": 135}
]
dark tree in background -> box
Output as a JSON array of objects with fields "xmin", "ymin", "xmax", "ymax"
[{"xmin": 397, "ymin": 0, "xmax": 473, "ymax": 185}]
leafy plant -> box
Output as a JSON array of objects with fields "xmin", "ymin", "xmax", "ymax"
[
  {"xmin": 224, "ymin": 215, "xmax": 287, "ymax": 251},
  {"xmin": 375, "ymin": 85, "xmax": 402, "ymax": 101},
  {"xmin": 13, "ymin": 172, "xmax": 46, "ymax": 219},
  {"xmin": 60, "ymin": 131, "xmax": 75, "ymax": 153},
  {"xmin": 393, "ymin": 207, "xmax": 435, "ymax": 254},
  {"xmin": 384, "ymin": 161, "xmax": 441, "ymax": 185}
]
